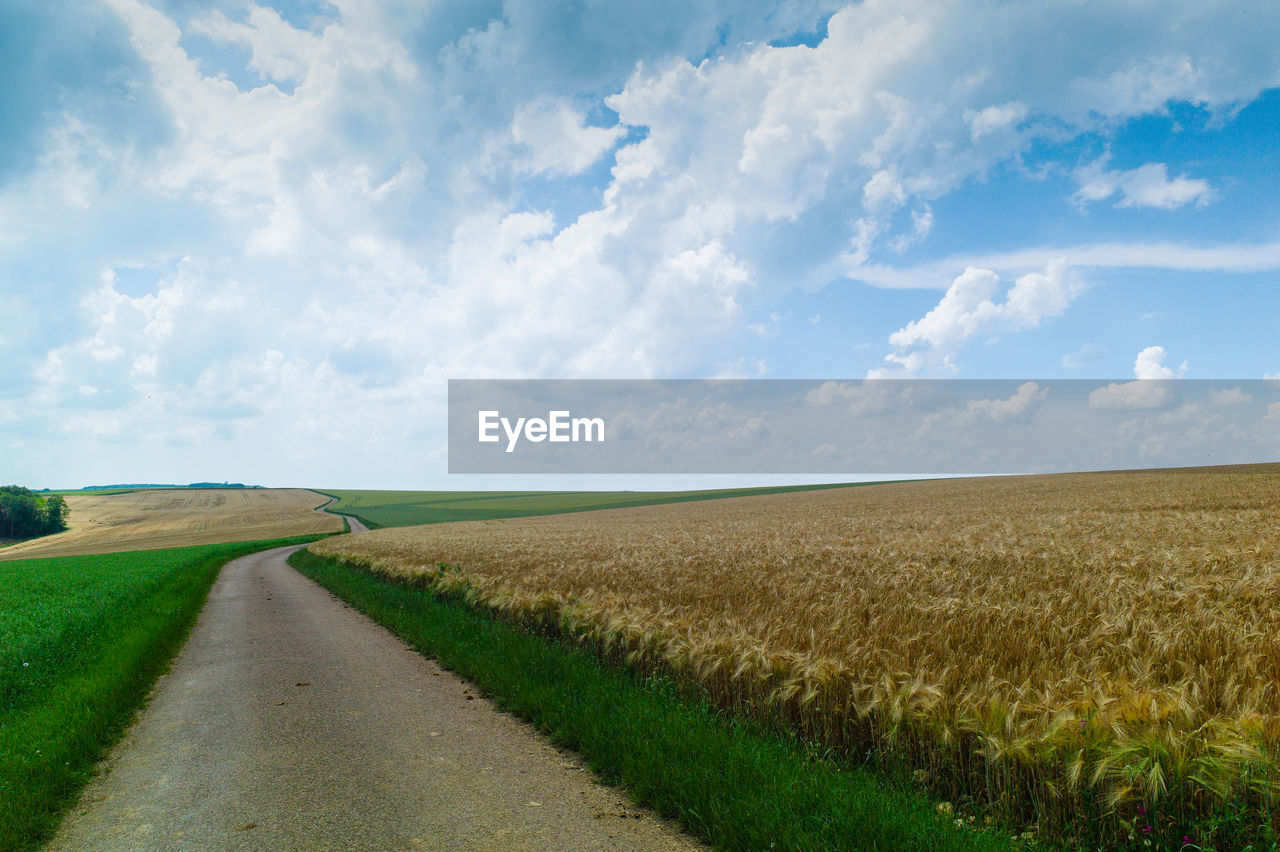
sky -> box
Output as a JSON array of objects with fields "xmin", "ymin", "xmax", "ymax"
[{"xmin": 1, "ymin": 0, "xmax": 1278, "ymax": 489}]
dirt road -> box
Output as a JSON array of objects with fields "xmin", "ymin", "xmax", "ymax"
[
  {"xmin": 48, "ymin": 545, "xmax": 699, "ymax": 851},
  {"xmin": 318, "ymin": 496, "xmax": 370, "ymax": 532}
]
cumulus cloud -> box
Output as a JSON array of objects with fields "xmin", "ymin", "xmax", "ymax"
[
  {"xmin": 510, "ymin": 99, "xmax": 626, "ymax": 175},
  {"xmin": 966, "ymin": 101, "xmax": 1028, "ymax": 141},
  {"xmin": 1073, "ymin": 156, "xmax": 1214, "ymax": 210},
  {"xmin": 803, "ymin": 380, "xmax": 911, "ymax": 416},
  {"xmin": 1089, "ymin": 346, "xmax": 1186, "ymax": 410},
  {"xmin": 603, "ymin": 0, "xmax": 1279, "ymax": 284},
  {"xmin": 1133, "ymin": 345, "xmax": 1187, "ymax": 380},
  {"xmin": 915, "ymin": 380, "xmax": 1049, "ymax": 436},
  {"xmin": 187, "ymin": 6, "xmax": 325, "ymax": 85},
  {"xmin": 872, "ymin": 259, "xmax": 1081, "ymax": 374},
  {"xmin": 2, "ymin": 0, "xmax": 1279, "ymax": 485},
  {"xmin": 953, "ymin": 381, "xmax": 1048, "ymax": 425},
  {"xmin": 1090, "ymin": 381, "xmax": 1173, "ymax": 411}
]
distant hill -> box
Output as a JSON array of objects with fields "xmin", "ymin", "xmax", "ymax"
[{"xmin": 49, "ymin": 483, "xmax": 264, "ymax": 492}]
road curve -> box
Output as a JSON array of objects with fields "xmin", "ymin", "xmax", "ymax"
[
  {"xmin": 48, "ymin": 545, "xmax": 699, "ymax": 851},
  {"xmin": 313, "ymin": 493, "xmax": 370, "ymax": 532}
]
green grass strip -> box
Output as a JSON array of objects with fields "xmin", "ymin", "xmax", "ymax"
[
  {"xmin": 0, "ymin": 535, "xmax": 324, "ymax": 852},
  {"xmin": 290, "ymin": 549, "xmax": 1013, "ymax": 851}
]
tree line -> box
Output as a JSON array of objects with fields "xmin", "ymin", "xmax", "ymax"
[{"xmin": 0, "ymin": 486, "xmax": 70, "ymax": 539}]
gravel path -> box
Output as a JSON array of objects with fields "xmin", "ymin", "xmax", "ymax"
[
  {"xmin": 47, "ymin": 545, "xmax": 700, "ymax": 851},
  {"xmin": 314, "ymin": 494, "xmax": 369, "ymax": 532}
]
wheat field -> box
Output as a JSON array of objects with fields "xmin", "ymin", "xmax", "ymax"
[
  {"xmin": 313, "ymin": 466, "xmax": 1280, "ymax": 843},
  {"xmin": 0, "ymin": 488, "xmax": 341, "ymax": 560}
]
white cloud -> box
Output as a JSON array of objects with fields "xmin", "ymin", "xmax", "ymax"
[
  {"xmin": 1088, "ymin": 346, "xmax": 1186, "ymax": 410},
  {"xmin": 1090, "ymin": 382, "xmax": 1173, "ymax": 411},
  {"xmin": 1209, "ymin": 387, "xmax": 1252, "ymax": 405},
  {"xmin": 952, "ymin": 381, "xmax": 1047, "ymax": 426},
  {"xmin": 889, "ymin": 205, "xmax": 934, "ymax": 253},
  {"xmin": 188, "ymin": 6, "xmax": 325, "ymax": 85},
  {"xmin": 913, "ymin": 380, "xmax": 1047, "ymax": 437},
  {"xmin": 848, "ymin": 239, "xmax": 1280, "ymax": 290},
  {"xmin": 966, "ymin": 101, "xmax": 1028, "ymax": 141},
  {"xmin": 803, "ymin": 380, "xmax": 906, "ymax": 416},
  {"xmin": 888, "ymin": 266, "xmax": 1002, "ymax": 351},
  {"xmin": 873, "ymin": 259, "xmax": 1081, "ymax": 375},
  {"xmin": 1073, "ymin": 156, "xmax": 1213, "ymax": 210},
  {"xmin": 1061, "ymin": 343, "xmax": 1105, "ymax": 369},
  {"xmin": 510, "ymin": 99, "xmax": 626, "ymax": 176},
  {"xmin": 1134, "ymin": 345, "xmax": 1185, "ymax": 380},
  {"xmin": 604, "ymin": 0, "xmax": 1280, "ymax": 287},
  {"xmin": 4, "ymin": 0, "xmax": 1280, "ymax": 486}
]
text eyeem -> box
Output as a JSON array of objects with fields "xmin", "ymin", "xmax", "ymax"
[{"xmin": 477, "ymin": 410, "xmax": 605, "ymax": 453}]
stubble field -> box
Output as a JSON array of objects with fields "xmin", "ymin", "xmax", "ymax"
[
  {"xmin": 0, "ymin": 488, "xmax": 341, "ymax": 560},
  {"xmin": 313, "ymin": 465, "xmax": 1280, "ymax": 847}
]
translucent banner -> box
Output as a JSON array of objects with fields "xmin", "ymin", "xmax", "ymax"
[{"xmin": 447, "ymin": 379, "xmax": 1280, "ymax": 474}]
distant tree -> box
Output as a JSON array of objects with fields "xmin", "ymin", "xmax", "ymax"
[
  {"xmin": 0, "ymin": 486, "xmax": 70, "ymax": 539},
  {"xmin": 0, "ymin": 493, "xmax": 36, "ymax": 538},
  {"xmin": 41, "ymin": 495, "xmax": 69, "ymax": 533}
]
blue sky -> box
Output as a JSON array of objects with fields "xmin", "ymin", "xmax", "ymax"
[{"xmin": 1, "ymin": 0, "xmax": 1278, "ymax": 489}]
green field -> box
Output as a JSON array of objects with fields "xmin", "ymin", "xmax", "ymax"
[
  {"xmin": 317, "ymin": 482, "xmax": 891, "ymax": 528},
  {"xmin": 0, "ymin": 536, "xmax": 324, "ymax": 852}
]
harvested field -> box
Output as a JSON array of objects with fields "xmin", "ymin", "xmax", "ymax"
[
  {"xmin": 313, "ymin": 465, "xmax": 1280, "ymax": 846},
  {"xmin": 0, "ymin": 489, "xmax": 341, "ymax": 560}
]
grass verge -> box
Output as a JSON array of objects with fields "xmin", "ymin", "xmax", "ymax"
[
  {"xmin": 0, "ymin": 535, "xmax": 324, "ymax": 851},
  {"xmin": 289, "ymin": 548, "xmax": 1013, "ymax": 851}
]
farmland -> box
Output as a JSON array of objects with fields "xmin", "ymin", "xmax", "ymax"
[
  {"xmin": 0, "ymin": 537, "xmax": 326, "ymax": 851},
  {"xmin": 290, "ymin": 547, "xmax": 1011, "ymax": 851},
  {"xmin": 317, "ymin": 482, "xmax": 879, "ymax": 528},
  {"xmin": 312, "ymin": 464, "xmax": 1280, "ymax": 848},
  {"xmin": 0, "ymin": 488, "xmax": 340, "ymax": 560}
]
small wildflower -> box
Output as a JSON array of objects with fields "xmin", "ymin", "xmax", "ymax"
[
  {"xmin": 1183, "ymin": 835, "xmax": 1192, "ymax": 845},
  {"xmin": 936, "ymin": 801, "xmax": 953, "ymax": 816},
  {"xmin": 954, "ymin": 818, "xmax": 965, "ymax": 829}
]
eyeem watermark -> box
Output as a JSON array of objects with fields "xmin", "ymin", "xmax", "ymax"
[
  {"xmin": 478, "ymin": 410, "xmax": 606, "ymax": 453},
  {"xmin": 450, "ymin": 379, "xmax": 1280, "ymax": 473}
]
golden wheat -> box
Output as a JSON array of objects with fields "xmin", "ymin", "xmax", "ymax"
[
  {"xmin": 0, "ymin": 488, "xmax": 341, "ymax": 559},
  {"xmin": 312, "ymin": 465, "xmax": 1280, "ymax": 840}
]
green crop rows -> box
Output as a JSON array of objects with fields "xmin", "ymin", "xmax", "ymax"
[{"xmin": 316, "ymin": 482, "xmax": 893, "ymax": 529}]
